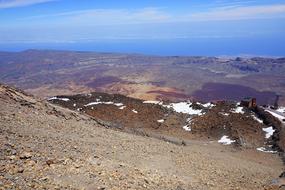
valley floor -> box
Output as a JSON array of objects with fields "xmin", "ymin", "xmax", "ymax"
[{"xmin": 0, "ymin": 85, "xmax": 284, "ymax": 190}]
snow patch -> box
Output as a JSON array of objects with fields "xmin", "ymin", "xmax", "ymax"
[
  {"xmin": 48, "ymin": 97, "xmax": 70, "ymax": 102},
  {"xmin": 85, "ymin": 102, "xmax": 105, "ymax": 106},
  {"xmin": 186, "ymin": 118, "xmax": 193, "ymax": 123},
  {"xmin": 119, "ymin": 106, "xmax": 126, "ymax": 110},
  {"xmin": 252, "ymin": 115, "xmax": 263, "ymax": 123},
  {"xmin": 277, "ymin": 107, "xmax": 285, "ymax": 113},
  {"xmin": 183, "ymin": 125, "xmax": 191, "ymax": 131},
  {"xmin": 262, "ymin": 126, "xmax": 275, "ymax": 139},
  {"xmin": 220, "ymin": 112, "xmax": 230, "ymax": 116},
  {"xmin": 182, "ymin": 118, "xmax": 193, "ymax": 132},
  {"xmin": 85, "ymin": 101, "xmax": 124, "ymax": 107},
  {"xmin": 143, "ymin": 100, "xmax": 163, "ymax": 105},
  {"xmin": 265, "ymin": 110, "xmax": 285, "ymax": 122},
  {"xmin": 114, "ymin": 103, "xmax": 124, "ymax": 106},
  {"xmin": 256, "ymin": 147, "xmax": 277, "ymax": 153},
  {"xmin": 132, "ymin": 109, "xmax": 138, "ymax": 114},
  {"xmin": 218, "ymin": 135, "xmax": 235, "ymax": 145},
  {"xmin": 104, "ymin": 102, "xmax": 114, "ymax": 105},
  {"xmin": 202, "ymin": 102, "xmax": 215, "ymax": 108},
  {"xmin": 197, "ymin": 102, "xmax": 215, "ymax": 108},
  {"xmin": 231, "ymin": 106, "xmax": 244, "ymax": 114},
  {"xmin": 157, "ymin": 119, "xmax": 164, "ymax": 123},
  {"xmin": 143, "ymin": 100, "xmax": 212, "ymax": 115},
  {"xmin": 167, "ymin": 102, "xmax": 203, "ymax": 115}
]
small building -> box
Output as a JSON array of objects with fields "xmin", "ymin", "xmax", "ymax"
[{"xmin": 241, "ymin": 97, "xmax": 257, "ymax": 108}]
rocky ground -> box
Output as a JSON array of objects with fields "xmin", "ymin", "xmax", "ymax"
[
  {"xmin": 0, "ymin": 84, "xmax": 285, "ymax": 190},
  {"xmin": 49, "ymin": 92, "xmax": 273, "ymax": 149}
]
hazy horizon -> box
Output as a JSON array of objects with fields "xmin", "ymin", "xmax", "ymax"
[{"xmin": 1, "ymin": 36, "xmax": 285, "ymax": 57}]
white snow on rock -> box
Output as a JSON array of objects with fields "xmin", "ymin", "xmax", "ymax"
[
  {"xmin": 265, "ymin": 110, "xmax": 285, "ymax": 123},
  {"xmin": 203, "ymin": 102, "xmax": 215, "ymax": 108},
  {"xmin": 119, "ymin": 106, "xmax": 126, "ymax": 110},
  {"xmin": 157, "ymin": 119, "xmax": 164, "ymax": 123},
  {"xmin": 186, "ymin": 118, "xmax": 193, "ymax": 123},
  {"xmin": 220, "ymin": 112, "xmax": 230, "ymax": 116},
  {"xmin": 183, "ymin": 125, "xmax": 191, "ymax": 131},
  {"xmin": 143, "ymin": 100, "xmax": 163, "ymax": 105},
  {"xmin": 262, "ymin": 126, "xmax": 275, "ymax": 139},
  {"xmin": 197, "ymin": 102, "xmax": 215, "ymax": 108},
  {"xmin": 103, "ymin": 102, "xmax": 114, "ymax": 105},
  {"xmin": 182, "ymin": 118, "xmax": 193, "ymax": 132},
  {"xmin": 277, "ymin": 107, "xmax": 285, "ymax": 113},
  {"xmin": 252, "ymin": 115, "xmax": 263, "ymax": 123},
  {"xmin": 85, "ymin": 101, "xmax": 124, "ymax": 107},
  {"xmin": 48, "ymin": 97, "xmax": 70, "ymax": 101},
  {"xmin": 143, "ymin": 100, "xmax": 213, "ymax": 116},
  {"xmin": 256, "ymin": 147, "xmax": 277, "ymax": 153},
  {"xmin": 231, "ymin": 106, "xmax": 244, "ymax": 114},
  {"xmin": 114, "ymin": 103, "xmax": 124, "ymax": 106},
  {"xmin": 132, "ymin": 109, "xmax": 138, "ymax": 113},
  {"xmin": 218, "ymin": 135, "xmax": 235, "ymax": 145},
  {"xmin": 85, "ymin": 102, "xmax": 105, "ymax": 106},
  {"xmin": 167, "ymin": 102, "xmax": 203, "ymax": 115},
  {"xmin": 73, "ymin": 103, "xmax": 76, "ymax": 107}
]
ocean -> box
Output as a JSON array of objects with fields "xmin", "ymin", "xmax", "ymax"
[{"xmin": 0, "ymin": 37, "xmax": 284, "ymax": 57}]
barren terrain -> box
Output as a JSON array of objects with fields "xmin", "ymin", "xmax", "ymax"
[
  {"xmin": 0, "ymin": 50, "xmax": 284, "ymax": 105},
  {"xmin": 1, "ymin": 84, "xmax": 285, "ymax": 189},
  {"xmin": 48, "ymin": 92, "xmax": 273, "ymax": 149}
]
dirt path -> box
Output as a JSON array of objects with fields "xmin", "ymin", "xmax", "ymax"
[{"xmin": 0, "ymin": 85, "xmax": 284, "ymax": 190}]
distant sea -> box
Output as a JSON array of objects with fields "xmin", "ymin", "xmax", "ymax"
[{"xmin": 0, "ymin": 37, "xmax": 284, "ymax": 57}]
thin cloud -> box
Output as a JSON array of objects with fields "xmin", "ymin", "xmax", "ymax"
[
  {"xmin": 17, "ymin": 3, "xmax": 285, "ymax": 26},
  {"xmin": 188, "ymin": 4, "xmax": 285, "ymax": 21},
  {"xmin": 0, "ymin": 0, "xmax": 56, "ymax": 9},
  {"xmin": 70, "ymin": 8, "xmax": 171, "ymax": 25},
  {"xmin": 20, "ymin": 7, "xmax": 172, "ymax": 25}
]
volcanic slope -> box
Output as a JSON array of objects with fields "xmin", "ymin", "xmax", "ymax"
[
  {"xmin": 0, "ymin": 84, "xmax": 284, "ymax": 190},
  {"xmin": 48, "ymin": 92, "xmax": 277, "ymax": 150}
]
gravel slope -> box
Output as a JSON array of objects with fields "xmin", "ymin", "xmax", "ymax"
[{"xmin": 0, "ymin": 84, "xmax": 283, "ymax": 190}]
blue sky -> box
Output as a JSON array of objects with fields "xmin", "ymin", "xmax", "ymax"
[{"xmin": 0, "ymin": 0, "xmax": 285, "ymax": 55}]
